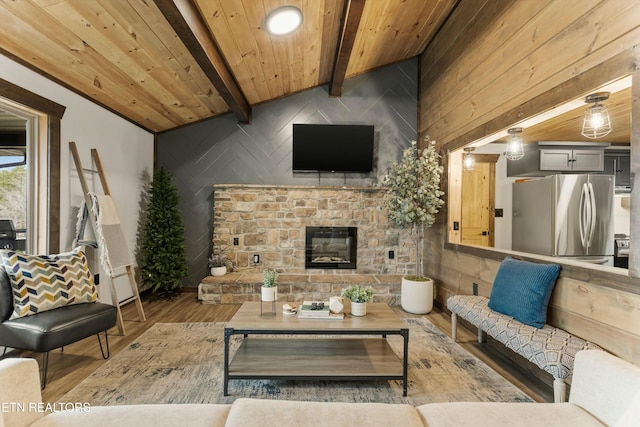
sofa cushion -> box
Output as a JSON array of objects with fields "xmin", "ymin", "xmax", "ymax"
[
  {"xmin": 225, "ymin": 398, "xmax": 425, "ymax": 427},
  {"xmin": 0, "ymin": 247, "xmax": 97, "ymax": 319},
  {"xmin": 29, "ymin": 404, "xmax": 231, "ymax": 427},
  {"xmin": 615, "ymin": 391, "xmax": 640, "ymax": 427},
  {"xmin": 488, "ymin": 256, "xmax": 560, "ymax": 328},
  {"xmin": 416, "ymin": 402, "xmax": 603, "ymax": 427}
]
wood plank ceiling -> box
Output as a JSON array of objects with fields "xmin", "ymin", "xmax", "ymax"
[{"xmin": 0, "ymin": 0, "xmax": 458, "ymax": 133}]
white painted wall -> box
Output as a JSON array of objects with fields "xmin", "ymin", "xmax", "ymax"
[{"xmin": 0, "ymin": 54, "xmax": 154, "ymax": 303}]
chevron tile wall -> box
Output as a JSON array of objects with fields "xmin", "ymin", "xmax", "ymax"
[{"xmin": 157, "ymin": 59, "xmax": 419, "ymax": 286}]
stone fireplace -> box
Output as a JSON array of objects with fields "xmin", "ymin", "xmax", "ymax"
[
  {"xmin": 305, "ymin": 226, "xmax": 357, "ymax": 269},
  {"xmin": 212, "ymin": 184, "xmax": 415, "ymax": 275}
]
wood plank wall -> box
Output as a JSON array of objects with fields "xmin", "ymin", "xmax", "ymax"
[{"xmin": 419, "ymin": 0, "xmax": 640, "ymax": 364}]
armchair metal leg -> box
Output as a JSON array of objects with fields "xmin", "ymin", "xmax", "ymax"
[
  {"xmin": 41, "ymin": 351, "xmax": 49, "ymax": 389},
  {"xmin": 97, "ymin": 330, "xmax": 110, "ymax": 359}
]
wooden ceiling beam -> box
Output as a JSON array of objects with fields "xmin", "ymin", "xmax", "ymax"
[
  {"xmin": 154, "ymin": 0, "xmax": 251, "ymax": 124},
  {"xmin": 329, "ymin": 0, "xmax": 367, "ymax": 98}
]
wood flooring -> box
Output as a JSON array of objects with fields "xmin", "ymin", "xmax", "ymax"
[{"xmin": 4, "ymin": 291, "xmax": 552, "ymax": 404}]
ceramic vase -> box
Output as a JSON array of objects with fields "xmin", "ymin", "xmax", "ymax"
[
  {"xmin": 351, "ymin": 301, "xmax": 367, "ymax": 316},
  {"xmin": 210, "ymin": 266, "xmax": 226, "ymax": 276},
  {"xmin": 401, "ymin": 277, "xmax": 434, "ymax": 314},
  {"xmin": 261, "ymin": 286, "xmax": 277, "ymax": 302}
]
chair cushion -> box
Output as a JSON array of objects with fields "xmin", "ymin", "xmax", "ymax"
[
  {"xmin": 0, "ymin": 302, "xmax": 117, "ymax": 351},
  {"xmin": 0, "ymin": 247, "xmax": 97, "ymax": 318},
  {"xmin": 488, "ymin": 256, "xmax": 560, "ymax": 328}
]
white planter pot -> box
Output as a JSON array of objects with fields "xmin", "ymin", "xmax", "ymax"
[
  {"xmin": 351, "ymin": 301, "xmax": 367, "ymax": 316},
  {"xmin": 261, "ymin": 286, "xmax": 277, "ymax": 302},
  {"xmin": 210, "ymin": 266, "xmax": 227, "ymax": 276},
  {"xmin": 401, "ymin": 277, "xmax": 434, "ymax": 314}
]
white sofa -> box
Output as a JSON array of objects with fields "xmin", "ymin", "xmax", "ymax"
[{"xmin": 1, "ymin": 350, "xmax": 639, "ymax": 427}]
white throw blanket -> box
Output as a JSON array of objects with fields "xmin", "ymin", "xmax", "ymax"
[{"xmin": 75, "ymin": 192, "xmax": 133, "ymax": 276}]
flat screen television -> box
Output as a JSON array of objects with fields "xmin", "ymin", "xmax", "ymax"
[{"xmin": 292, "ymin": 124, "xmax": 374, "ymax": 173}]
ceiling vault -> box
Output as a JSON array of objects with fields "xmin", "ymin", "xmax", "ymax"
[
  {"xmin": 329, "ymin": 0, "xmax": 367, "ymax": 98},
  {"xmin": 154, "ymin": 0, "xmax": 252, "ymax": 124}
]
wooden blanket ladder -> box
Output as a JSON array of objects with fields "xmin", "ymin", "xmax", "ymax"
[{"xmin": 69, "ymin": 141, "xmax": 146, "ymax": 335}]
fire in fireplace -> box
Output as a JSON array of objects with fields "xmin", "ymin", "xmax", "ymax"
[{"xmin": 305, "ymin": 227, "xmax": 357, "ymax": 269}]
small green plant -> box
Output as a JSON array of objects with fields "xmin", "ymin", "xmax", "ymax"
[
  {"xmin": 404, "ymin": 275, "xmax": 431, "ymax": 282},
  {"xmin": 208, "ymin": 253, "xmax": 227, "ymax": 268},
  {"xmin": 341, "ymin": 285, "xmax": 374, "ymax": 303},
  {"xmin": 263, "ymin": 269, "xmax": 277, "ymax": 287}
]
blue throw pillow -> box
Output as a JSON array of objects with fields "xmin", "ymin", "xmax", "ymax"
[{"xmin": 488, "ymin": 256, "xmax": 560, "ymax": 328}]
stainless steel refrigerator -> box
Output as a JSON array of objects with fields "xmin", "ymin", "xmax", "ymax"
[{"xmin": 512, "ymin": 174, "xmax": 614, "ymax": 265}]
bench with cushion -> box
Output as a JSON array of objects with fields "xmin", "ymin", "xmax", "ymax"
[
  {"xmin": 447, "ymin": 256, "xmax": 600, "ymax": 403},
  {"xmin": 448, "ymin": 294, "xmax": 601, "ymax": 402},
  {"xmin": 0, "ymin": 248, "xmax": 117, "ymax": 387}
]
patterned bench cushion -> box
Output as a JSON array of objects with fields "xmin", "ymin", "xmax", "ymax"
[{"xmin": 447, "ymin": 295, "xmax": 601, "ymax": 379}]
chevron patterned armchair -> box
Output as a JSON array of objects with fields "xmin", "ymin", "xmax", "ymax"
[{"xmin": 0, "ymin": 252, "xmax": 117, "ymax": 388}]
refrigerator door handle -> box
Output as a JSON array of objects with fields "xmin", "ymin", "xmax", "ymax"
[
  {"xmin": 579, "ymin": 183, "xmax": 589, "ymax": 248},
  {"xmin": 587, "ymin": 182, "xmax": 597, "ymax": 248}
]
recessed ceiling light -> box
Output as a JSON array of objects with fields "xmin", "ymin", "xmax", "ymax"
[{"xmin": 264, "ymin": 6, "xmax": 303, "ymax": 36}]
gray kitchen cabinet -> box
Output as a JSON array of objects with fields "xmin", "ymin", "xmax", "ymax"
[
  {"xmin": 603, "ymin": 150, "xmax": 631, "ymax": 191},
  {"xmin": 507, "ymin": 142, "xmax": 609, "ymax": 177},
  {"xmin": 539, "ymin": 148, "xmax": 604, "ymax": 172}
]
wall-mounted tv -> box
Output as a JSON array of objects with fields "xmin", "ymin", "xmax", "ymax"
[{"xmin": 292, "ymin": 124, "xmax": 375, "ymax": 173}]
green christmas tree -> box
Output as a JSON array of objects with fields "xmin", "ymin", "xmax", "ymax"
[{"xmin": 140, "ymin": 167, "xmax": 188, "ymax": 294}]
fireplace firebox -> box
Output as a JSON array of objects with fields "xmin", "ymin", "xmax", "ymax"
[{"xmin": 305, "ymin": 227, "xmax": 357, "ymax": 269}]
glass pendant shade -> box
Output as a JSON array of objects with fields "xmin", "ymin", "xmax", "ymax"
[
  {"xmin": 505, "ymin": 127, "xmax": 524, "ymax": 161},
  {"xmin": 463, "ymin": 148, "xmax": 475, "ymax": 172},
  {"xmin": 581, "ymin": 102, "xmax": 612, "ymax": 139},
  {"xmin": 264, "ymin": 6, "xmax": 303, "ymax": 36}
]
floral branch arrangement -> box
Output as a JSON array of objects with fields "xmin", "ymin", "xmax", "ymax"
[
  {"xmin": 341, "ymin": 285, "xmax": 375, "ymax": 303},
  {"xmin": 209, "ymin": 245, "xmax": 233, "ymax": 269},
  {"xmin": 382, "ymin": 136, "xmax": 445, "ymax": 278},
  {"xmin": 208, "ymin": 253, "xmax": 227, "ymax": 268}
]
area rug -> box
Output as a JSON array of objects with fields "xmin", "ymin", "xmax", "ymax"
[{"xmin": 62, "ymin": 319, "xmax": 532, "ymax": 406}]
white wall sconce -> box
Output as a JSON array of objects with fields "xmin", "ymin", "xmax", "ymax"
[
  {"xmin": 463, "ymin": 147, "xmax": 475, "ymax": 172},
  {"xmin": 505, "ymin": 127, "xmax": 524, "ymax": 161},
  {"xmin": 264, "ymin": 6, "xmax": 303, "ymax": 36},
  {"xmin": 581, "ymin": 92, "xmax": 612, "ymax": 139}
]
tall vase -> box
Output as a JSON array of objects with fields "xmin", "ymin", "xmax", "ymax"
[
  {"xmin": 351, "ymin": 301, "xmax": 367, "ymax": 316},
  {"xmin": 261, "ymin": 286, "xmax": 277, "ymax": 302}
]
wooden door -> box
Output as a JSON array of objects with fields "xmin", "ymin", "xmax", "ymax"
[{"xmin": 461, "ymin": 155, "xmax": 498, "ymax": 247}]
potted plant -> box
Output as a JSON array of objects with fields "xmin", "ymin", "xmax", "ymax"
[
  {"xmin": 341, "ymin": 285, "xmax": 374, "ymax": 316},
  {"xmin": 382, "ymin": 136, "xmax": 445, "ymax": 314},
  {"xmin": 261, "ymin": 269, "xmax": 278, "ymax": 302},
  {"xmin": 208, "ymin": 253, "xmax": 228, "ymax": 276}
]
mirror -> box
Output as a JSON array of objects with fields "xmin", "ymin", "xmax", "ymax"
[{"xmin": 448, "ymin": 75, "xmax": 632, "ymax": 271}]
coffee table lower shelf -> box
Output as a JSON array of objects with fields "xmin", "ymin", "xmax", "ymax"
[{"xmin": 226, "ymin": 337, "xmax": 405, "ymax": 393}]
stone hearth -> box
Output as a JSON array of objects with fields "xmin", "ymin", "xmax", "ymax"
[{"xmin": 198, "ymin": 272, "xmax": 403, "ymax": 305}]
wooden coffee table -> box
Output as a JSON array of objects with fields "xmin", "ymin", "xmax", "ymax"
[{"xmin": 223, "ymin": 302, "xmax": 409, "ymax": 396}]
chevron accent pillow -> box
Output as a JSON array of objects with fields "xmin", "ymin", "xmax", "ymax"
[
  {"xmin": 0, "ymin": 247, "xmax": 98, "ymax": 319},
  {"xmin": 488, "ymin": 256, "xmax": 560, "ymax": 329}
]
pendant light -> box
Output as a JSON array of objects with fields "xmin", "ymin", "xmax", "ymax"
[
  {"xmin": 581, "ymin": 92, "xmax": 612, "ymax": 139},
  {"xmin": 264, "ymin": 6, "xmax": 303, "ymax": 36},
  {"xmin": 505, "ymin": 127, "xmax": 524, "ymax": 161},
  {"xmin": 463, "ymin": 147, "xmax": 475, "ymax": 172}
]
